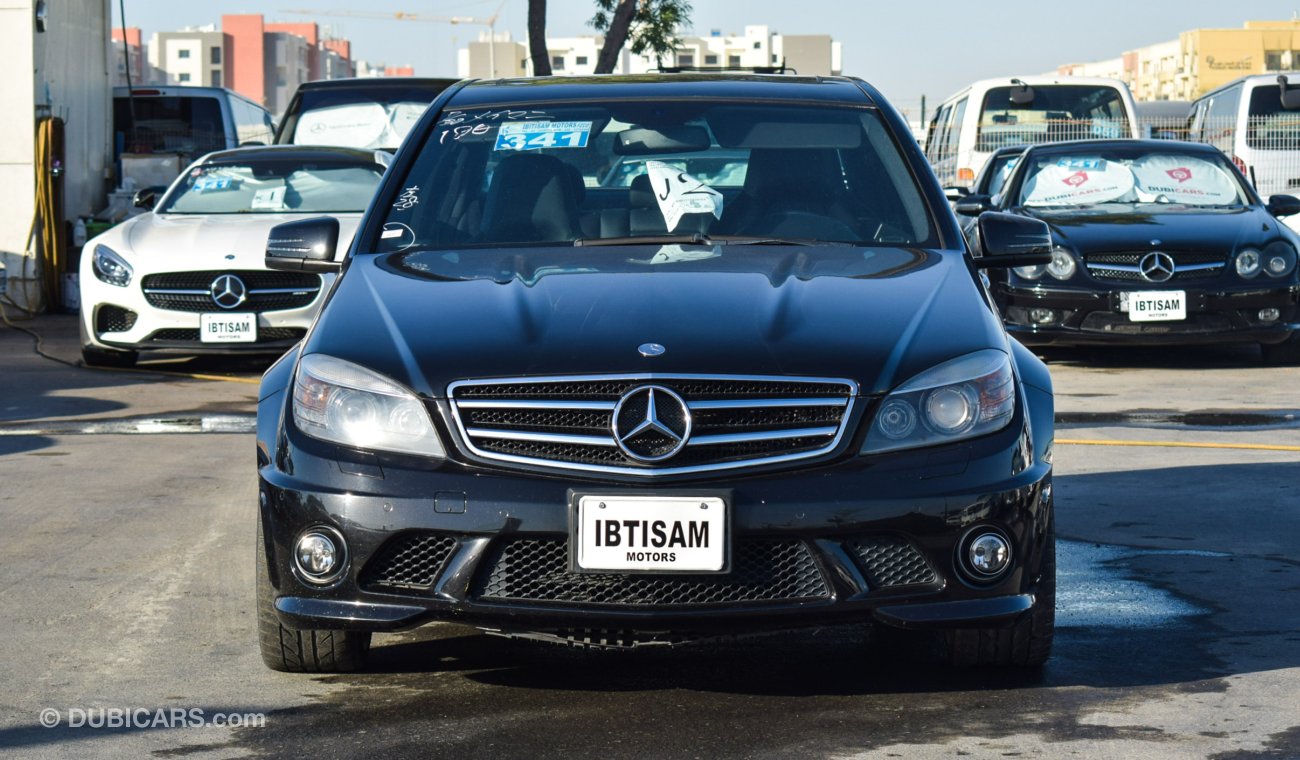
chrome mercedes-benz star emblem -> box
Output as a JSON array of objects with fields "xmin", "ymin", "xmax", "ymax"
[
  {"xmin": 1138, "ymin": 251, "xmax": 1175, "ymax": 283},
  {"xmin": 611, "ymin": 385, "xmax": 692, "ymax": 462},
  {"xmin": 209, "ymin": 274, "xmax": 248, "ymax": 310},
  {"xmin": 638, "ymin": 342, "xmax": 666, "ymax": 357}
]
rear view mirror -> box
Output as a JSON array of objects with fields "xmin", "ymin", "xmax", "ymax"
[
  {"xmin": 974, "ymin": 212, "xmax": 1053, "ymax": 268},
  {"xmin": 1267, "ymin": 194, "xmax": 1300, "ymax": 217},
  {"xmin": 614, "ymin": 126, "xmax": 711, "ymax": 155},
  {"xmin": 132, "ymin": 185, "xmax": 168, "ymax": 210},
  {"xmin": 954, "ymin": 194, "xmax": 993, "ymax": 216},
  {"xmin": 266, "ymin": 217, "xmax": 341, "ymax": 273}
]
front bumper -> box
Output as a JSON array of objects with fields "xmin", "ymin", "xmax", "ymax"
[
  {"xmin": 257, "ymin": 396, "xmax": 1054, "ymax": 639},
  {"xmin": 997, "ymin": 282, "xmax": 1300, "ymax": 346}
]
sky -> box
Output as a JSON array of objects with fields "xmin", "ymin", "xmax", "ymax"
[{"xmin": 114, "ymin": 0, "xmax": 1300, "ymax": 117}]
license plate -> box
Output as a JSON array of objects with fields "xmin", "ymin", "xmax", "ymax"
[
  {"xmin": 1121, "ymin": 290, "xmax": 1186, "ymax": 322},
  {"xmin": 575, "ymin": 495, "xmax": 727, "ymax": 573},
  {"xmin": 200, "ymin": 313, "xmax": 258, "ymax": 343}
]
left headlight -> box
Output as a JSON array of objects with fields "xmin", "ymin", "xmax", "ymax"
[
  {"xmin": 862, "ymin": 349, "xmax": 1016, "ymax": 455},
  {"xmin": 292, "ymin": 354, "xmax": 446, "ymax": 458},
  {"xmin": 92, "ymin": 244, "xmax": 133, "ymax": 287}
]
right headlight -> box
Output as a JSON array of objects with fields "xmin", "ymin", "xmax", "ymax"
[
  {"xmin": 292, "ymin": 354, "xmax": 445, "ymax": 458},
  {"xmin": 1262, "ymin": 241, "xmax": 1297, "ymax": 278},
  {"xmin": 92, "ymin": 244, "xmax": 133, "ymax": 287},
  {"xmin": 862, "ymin": 349, "xmax": 1016, "ymax": 455}
]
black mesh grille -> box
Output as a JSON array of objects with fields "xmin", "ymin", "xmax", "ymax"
[
  {"xmin": 1080, "ymin": 312, "xmax": 1234, "ymax": 335},
  {"xmin": 1085, "ymin": 251, "xmax": 1225, "ymax": 283},
  {"xmin": 143, "ymin": 327, "xmax": 306, "ymax": 343},
  {"xmin": 95, "ymin": 305, "xmax": 137, "ymax": 333},
  {"xmin": 845, "ymin": 536, "xmax": 938, "ymax": 588},
  {"xmin": 359, "ymin": 532, "xmax": 459, "ymax": 590},
  {"xmin": 474, "ymin": 537, "xmax": 830, "ymax": 607},
  {"xmin": 142, "ymin": 270, "xmax": 319, "ymax": 290},
  {"xmin": 141, "ymin": 270, "xmax": 320, "ymax": 313},
  {"xmin": 144, "ymin": 291, "xmax": 319, "ymax": 313}
]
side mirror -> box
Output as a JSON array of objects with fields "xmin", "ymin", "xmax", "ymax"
[
  {"xmin": 1267, "ymin": 194, "xmax": 1300, "ymax": 217},
  {"xmin": 944, "ymin": 186, "xmax": 971, "ymax": 203},
  {"xmin": 973, "ymin": 212, "xmax": 1053, "ymax": 268},
  {"xmin": 266, "ymin": 217, "xmax": 341, "ymax": 272},
  {"xmin": 954, "ymin": 194, "xmax": 993, "ymax": 217},
  {"xmin": 132, "ymin": 185, "xmax": 168, "ymax": 210}
]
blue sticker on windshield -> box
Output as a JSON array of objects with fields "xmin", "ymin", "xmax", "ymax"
[
  {"xmin": 1056, "ymin": 158, "xmax": 1107, "ymax": 170},
  {"xmin": 194, "ymin": 176, "xmax": 235, "ymax": 193},
  {"xmin": 494, "ymin": 121, "xmax": 592, "ymax": 151}
]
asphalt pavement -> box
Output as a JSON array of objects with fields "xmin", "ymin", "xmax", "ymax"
[{"xmin": 1, "ymin": 313, "xmax": 1297, "ymax": 759}]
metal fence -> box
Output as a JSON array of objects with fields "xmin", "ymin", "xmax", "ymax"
[{"xmin": 1139, "ymin": 115, "xmax": 1300, "ymax": 198}]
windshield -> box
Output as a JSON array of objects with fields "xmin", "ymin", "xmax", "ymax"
[
  {"xmin": 977, "ymin": 85, "xmax": 1131, "ymax": 152},
  {"xmin": 281, "ymin": 84, "xmax": 453, "ymax": 150},
  {"xmin": 372, "ymin": 102, "xmax": 937, "ymax": 250},
  {"xmin": 159, "ymin": 158, "xmax": 384, "ymax": 215},
  {"xmin": 1247, "ymin": 85, "xmax": 1300, "ymax": 150},
  {"xmin": 114, "ymin": 95, "xmax": 226, "ymax": 155},
  {"xmin": 1019, "ymin": 150, "xmax": 1247, "ymax": 208}
]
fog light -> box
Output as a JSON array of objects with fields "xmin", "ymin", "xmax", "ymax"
[
  {"xmin": 294, "ymin": 530, "xmax": 344, "ymax": 583},
  {"xmin": 1029, "ymin": 308, "xmax": 1058, "ymax": 325},
  {"xmin": 1259, "ymin": 307, "xmax": 1280, "ymax": 323},
  {"xmin": 967, "ymin": 532, "xmax": 1012, "ymax": 578}
]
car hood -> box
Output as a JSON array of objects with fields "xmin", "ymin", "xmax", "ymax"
[
  {"xmin": 114, "ymin": 213, "xmax": 363, "ymax": 269},
  {"xmin": 304, "ymin": 245, "xmax": 1007, "ymax": 398},
  {"xmin": 1021, "ymin": 205, "xmax": 1280, "ymax": 252}
]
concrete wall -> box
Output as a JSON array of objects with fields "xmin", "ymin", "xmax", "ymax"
[{"xmin": 0, "ymin": 0, "xmax": 111, "ymax": 311}]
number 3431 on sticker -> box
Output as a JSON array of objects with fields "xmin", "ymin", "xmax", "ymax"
[{"xmin": 495, "ymin": 121, "xmax": 591, "ymax": 151}]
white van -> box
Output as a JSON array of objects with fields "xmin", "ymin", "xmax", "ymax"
[
  {"xmin": 1187, "ymin": 74, "xmax": 1300, "ymax": 199},
  {"xmin": 113, "ymin": 86, "xmax": 275, "ymax": 163},
  {"xmin": 925, "ymin": 76, "xmax": 1140, "ymax": 194}
]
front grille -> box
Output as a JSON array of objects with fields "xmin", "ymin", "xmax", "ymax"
[
  {"xmin": 141, "ymin": 270, "xmax": 320, "ymax": 313},
  {"xmin": 1080, "ymin": 312, "xmax": 1233, "ymax": 335},
  {"xmin": 1084, "ymin": 251, "xmax": 1225, "ymax": 283},
  {"xmin": 845, "ymin": 536, "xmax": 938, "ymax": 588},
  {"xmin": 143, "ymin": 327, "xmax": 306, "ymax": 343},
  {"xmin": 475, "ymin": 537, "xmax": 830, "ymax": 607},
  {"xmin": 359, "ymin": 532, "xmax": 459, "ymax": 590},
  {"xmin": 95, "ymin": 304, "xmax": 137, "ymax": 333},
  {"xmin": 450, "ymin": 374, "xmax": 857, "ymax": 476}
]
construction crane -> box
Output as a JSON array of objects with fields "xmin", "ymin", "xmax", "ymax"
[{"xmin": 279, "ymin": 2, "xmax": 507, "ymax": 77}]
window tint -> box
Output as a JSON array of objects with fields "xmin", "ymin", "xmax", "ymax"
[
  {"xmin": 280, "ymin": 83, "xmax": 452, "ymax": 149},
  {"xmin": 113, "ymin": 95, "xmax": 226, "ymax": 155},
  {"xmin": 976, "ymin": 85, "xmax": 1131, "ymax": 151},
  {"xmin": 1246, "ymin": 85, "xmax": 1300, "ymax": 149},
  {"xmin": 160, "ymin": 159, "xmax": 384, "ymax": 215},
  {"xmin": 373, "ymin": 102, "xmax": 937, "ymax": 251}
]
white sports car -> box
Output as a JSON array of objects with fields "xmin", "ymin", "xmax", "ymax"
[{"xmin": 79, "ymin": 146, "xmax": 385, "ymax": 367}]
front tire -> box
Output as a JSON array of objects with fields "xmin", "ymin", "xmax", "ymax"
[
  {"xmin": 256, "ymin": 519, "xmax": 371, "ymax": 673},
  {"xmin": 943, "ymin": 517, "xmax": 1056, "ymax": 668},
  {"xmin": 1261, "ymin": 335, "xmax": 1300, "ymax": 366}
]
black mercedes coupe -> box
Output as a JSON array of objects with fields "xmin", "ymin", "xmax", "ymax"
[
  {"xmin": 957, "ymin": 139, "xmax": 1300, "ymax": 364},
  {"xmin": 254, "ymin": 74, "xmax": 1059, "ymax": 672}
]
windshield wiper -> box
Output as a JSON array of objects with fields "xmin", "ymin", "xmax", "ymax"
[
  {"xmin": 574, "ymin": 233, "xmax": 713, "ymax": 247},
  {"xmin": 573, "ymin": 234, "xmax": 845, "ymax": 247}
]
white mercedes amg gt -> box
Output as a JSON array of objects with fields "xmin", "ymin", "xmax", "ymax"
[{"xmin": 78, "ymin": 145, "xmax": 385, "ymax": 367}]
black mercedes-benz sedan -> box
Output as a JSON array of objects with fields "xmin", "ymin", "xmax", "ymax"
[
  {"xmin": 957, "ymin": 139, "xmax": 1300, "ymax": 364},
  {"xmin": 254, "ymin": 74, "xmax": 1059, "ymax": 672}
]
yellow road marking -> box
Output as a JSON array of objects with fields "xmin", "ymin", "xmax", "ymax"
[{"xmin": 1057, "ymin": 438, "xmax": 1300, "ymax": 453}]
